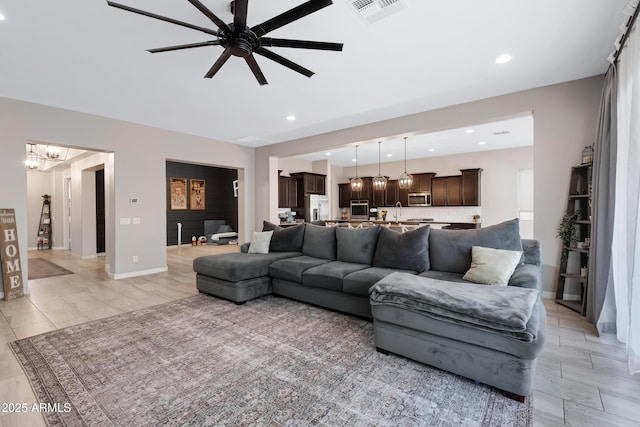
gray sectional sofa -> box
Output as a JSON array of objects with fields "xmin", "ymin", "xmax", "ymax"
[{"xmin": 193, "ymin": 219, "xmax": 546, "ymax": 398}]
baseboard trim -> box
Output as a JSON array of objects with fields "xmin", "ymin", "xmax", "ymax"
[{"xmin": 110, "ymin": 266, "xmax": 168, "ymax": 280}]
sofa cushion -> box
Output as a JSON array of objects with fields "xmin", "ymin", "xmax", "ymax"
[
  {"xmin": 270, "ymin": 223, "xmax": 305, "ymax": 252},
  {"xmin": 463, "ymin": 246, "xmax": 523, "ymax": 286},
  {"xmin": 303, "ymin": 261, "xmax": 369, "ymax": 292},
  {"xmin": 336, "ymin": 226, "xmax": 381, "ymax": 265},
  {"xmin": 269, "ymin": 256, "xmax": 331, "ymax": 283},
  {"xmin": 372, "ymin": 226, "xmax": 430, "ymax": 272},
  {"xmin": 193, "ymin": 252, "xmax": 301, "ymax": 282},
  {"xmin": 302, "ymin": 224, "xmax": 336, "ymax": 260},
  {"xmin": 343, "ymin": 267, "xmax": 418, "ymax": 297},
  {"xmin": 429, "ymin": 219, "xmax": 524, "ymax": 274}
]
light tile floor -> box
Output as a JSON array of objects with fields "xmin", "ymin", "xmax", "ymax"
[{"xmin": 1, "ymin": 247, "xmax": 638, "ymax": 426}]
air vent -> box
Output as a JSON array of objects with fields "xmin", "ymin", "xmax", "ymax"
[
  {"xmin": 347, "ymin": 0, "xmax": 407, "ymax": 24},
  {"xmin": 493, "ymin": 130, "xmax": 511, "ymax": 135}
]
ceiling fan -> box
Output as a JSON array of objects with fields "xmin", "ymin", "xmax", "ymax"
[{"xmin": 107, "ymin": 0, "xmax": 344, "ymax": 85}]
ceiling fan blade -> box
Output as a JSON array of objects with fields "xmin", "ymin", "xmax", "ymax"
[
  {"xmin": 204, "ymin": 49, "xmax": 232, "ymax": 78},
  {"xmin": 245, "ymin": 54, "xmax": 268, "ymax": 86},
  {"xmin": 252, "ymin": 0, "xmax": 332, "ymax": 37},
  {"xmin": 255, "ymin": 48, "xmax": 314, "ymax": 78},
  {"xmin": 233, "ymin": 0, "xmax": 249, "ymax": 27},
  {"xmin": 261, "ymin": 37, "xmax": 343, "ymax": 51},
  {"xmin": 187, "ymin": 0, "xmax": 230, "ymax": 32},
  {"xmin": 107, "ymin": 1, "xmax": 219, "ymax": 36},
  {"xmin": 147, "ymin": 40, "xmax": 221, "ymax": 53}
]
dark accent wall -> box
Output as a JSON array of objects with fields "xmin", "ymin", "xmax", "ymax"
[{"xmin": 166, "ymin": 161, "xmax": 238, "ymax": 245}]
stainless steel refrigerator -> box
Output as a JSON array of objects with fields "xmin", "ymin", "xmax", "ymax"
[{"xmin": 306, "ymin": 194, "xmax": 330, "ymax": 222}]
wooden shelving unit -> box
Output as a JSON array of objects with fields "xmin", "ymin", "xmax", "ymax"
[
  {"xmin": 555, "ymin": 164, "xmax": 592, "ymax": 315},
  {"xmin": 37, "ymin": 196, "xmax": 52, "ymax": 250}
]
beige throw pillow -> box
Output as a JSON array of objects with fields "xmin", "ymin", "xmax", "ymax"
[
  {"xmin": 248, "ymin": 231, "xmax": 273, "ymax": 254},
  {"xmin": 463, "ymin": 246, "xmax": 523, "ymax": 286}
]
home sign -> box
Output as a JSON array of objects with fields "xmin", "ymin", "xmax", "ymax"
[{"xmin": 0, "ymin": 209, "xmax": 25, "ymax": 300}]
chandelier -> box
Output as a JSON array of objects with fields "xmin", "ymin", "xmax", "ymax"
[{"xmin": 25, "ymin": 143, "xmax": 69, "ymax": 170}]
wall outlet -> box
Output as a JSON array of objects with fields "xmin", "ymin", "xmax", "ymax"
[{"xmin": 132, "ymin": 255, "xmax": 138, "ymax": 263}]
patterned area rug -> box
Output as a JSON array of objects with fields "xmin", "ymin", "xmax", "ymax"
[
  {"xmin": 27, "ymin": 258, "xmax": 74, "ymax": 280},
  {"xmin": 11, "ymin": 294, "xmax": 532, "ymax": 426}
]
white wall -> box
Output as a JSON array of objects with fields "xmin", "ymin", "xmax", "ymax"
[
  {"xmin": 0, "ymin": 96, "xmax": 255, "ymax": 297},
  {"xmin": 256, "ymin": 76, "xmax": 604, "ymax": 294},
  {"xmin": 277, "ymin": 157, "xmax": 312, "ymax": 177},
  {"xmin": 338, "ymin": 146, "xmax": 533, "ymax": 228},
  {"xmin": 26, "ymin": 171, "xmax": 54, "ymax": 249}
]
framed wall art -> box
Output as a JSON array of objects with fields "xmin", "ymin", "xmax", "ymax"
[
  {"xmin": 190, "ymin": 179, "xmax": 206, "ymax": 210},
  {"xmin": 169, "ymin": 177, "xmax": 187, "ymax": 210}
]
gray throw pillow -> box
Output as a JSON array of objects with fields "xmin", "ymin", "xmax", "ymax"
[
  {"xmin": 336, "ymin": 226, "xmax": 381, "ymax": 265},
  {"xmin": 302, "ymin": 224, "xmax": 336, "ymax": 260},
  {"xmin": 262, "ymin": 221, "xmax": 282, "ymax": 232},
  {"xmin": 429, "ymin": 219, "xmax": 524, "ymax": 274},
  {"xmin": 373, "ymin": 226, "xmax": 430, "ymax": 272},
  {"xmin": 270, "ymin": 223, "xmax": 305, "ymax": 252}
]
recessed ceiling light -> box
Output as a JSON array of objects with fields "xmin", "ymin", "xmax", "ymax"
[
  {"xmin": 325, "ymin": 152, "xmax": 331, "ymax": 156},
  {"xmin": 465, "ymin": 129, "xmax": 474, "ymax": 134},
  {"xmin": 478, "ymin": 141, "xmax": 487, "ymax": 145},
  {"xmin": 286, "ymin": 115, "xmax": 296, "ymax": 121},
  {"xmin": 428, "ymin": 148, "xmax": 435, "ymax": 152},
  {"xmin": 386, "ymin": 154, "xmax": 393, "ymax": 157},
  {"xmin": 352, "ymin": 158, "xmax": 357, "ymax": 162},
  {"xmin": 495, "ymin": 54, "xmax": 511, "ymax": 64},
  {"xmin": 0, "ymin": 13, "xmax": 5, "ymax": 21}
]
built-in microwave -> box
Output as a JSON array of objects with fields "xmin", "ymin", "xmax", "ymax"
[
  {"xmin": 408, "ymin": 192, "xmax": 432, "ymax": 207},
  {"xmin": 350, "ymin": 200, "xmax": 369, "ymax": 220}
]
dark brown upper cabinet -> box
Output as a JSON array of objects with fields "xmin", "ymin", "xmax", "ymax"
[
  {"xmin": 409, "ymin": 173, "xmax": 435, "ymax": 193},
  {"xmin": 291, "ymin": 172, "xmax": 326, "ymax": 195},
  {"xmin": 278, "ymin": 175, "xmax": 298, "ymax": 208},
  {"xmin": 431, "ymin": 169, "xmax": 482, "ymax": 207},
  {"xmin": 338, "ymin": 183, "xmax": 351, "ymax": 208},
  {"xmin": 461, "ymin": 168, "xmax": 482, "ymax": 206}
]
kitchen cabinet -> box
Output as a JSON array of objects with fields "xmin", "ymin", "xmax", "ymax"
[
  {"xmin": 446, "ymin": 176, "xmax": 462, "ymax": 206},
  {"xmin": 409, "ymin": 173, "xmax": 435, "ymax": 193},
  {"xmin": 461, "ymin": 168, "xmax": 482, "ymax": 206},
  {"xmin": 432, "ymin": 170, "xmax": 481, "ymax": 206},
  {"xmin": 371, "ymin": 177, "xmax": 387, "ymax": 207},
  {"xmin": 278, "ymin": 176, "xmax": 298, "ymax": 208},
  {"xmin": 350, "ymin": 177, "xmax": 371, "ymax": 202},
  {"xmin": 291, "ymin": 172, "xmax": 326, "ymax": 195},
  {"xmin": 338, "ymin": 183, "xmax": 351, "ymax": 208},
  {"xmin": 385, "ymin": 180, "xmax": 409, "ymax": 207},
  {"xmin": 432, "ymin": 176, "xmax": 462, "ymax": 206}
]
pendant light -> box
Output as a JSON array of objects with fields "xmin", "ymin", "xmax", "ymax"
[
  {"xmin": 372, "ymin": 141, "xmax": 387, "ymax": 191},
  {"xmin": 25, "ymin": 144, "xmax": 39, "ymax": 169},
  {"xmin": 350, "ymin": 145, "xmax": 363, "ymax": 191},
  {"xmin": 398, "ymin": 137, "xmax": 413, "ymax": 189}
]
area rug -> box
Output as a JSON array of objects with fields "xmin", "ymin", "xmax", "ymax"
[
  {"xmin": 11, "ymin": 294, "xmax": 532, "ymax": 426},
  {"xmin": 27, "ymin": 258, "xmax": 74, "ymax": 280}
]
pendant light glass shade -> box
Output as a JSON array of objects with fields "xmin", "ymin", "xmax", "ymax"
[
  {"xmin": 25, "ymin": 144, "xmax": 39, "ymax": 169},
  {"xmin": 351, "ymin": 145, "xmax": 363, "ymax": 191},
  {"xmin": 398, "ymin": 137, "xmax": 413, "ymax": 189},
  {"xmin": 372, "ymin": 141, "xmax": 387, "ymax": 191}
]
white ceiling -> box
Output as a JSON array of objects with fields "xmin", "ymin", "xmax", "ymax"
[
  {"xmin": 0, "ymin": 1, "xmax": 627, "ymax": 148},
  {"xmin": 296, "ymin": 114, "xmax": 533, "ymax": 167}
]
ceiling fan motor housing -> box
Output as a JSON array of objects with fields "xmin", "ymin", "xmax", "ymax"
[{"xmin": 222, "ymin": 24, "xmax": 260, "ymax": 57}]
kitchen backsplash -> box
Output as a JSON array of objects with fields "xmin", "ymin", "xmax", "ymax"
[{"xmin": 375, "ymin": 206, "xmax": 482, "ymax": 223}]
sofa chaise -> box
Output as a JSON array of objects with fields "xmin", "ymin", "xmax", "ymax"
[{"xmin": 192, "ymin": 219, "xmax": 546, "ymax": 398}]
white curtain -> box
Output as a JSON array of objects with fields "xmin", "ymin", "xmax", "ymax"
[{"xmin": 609, "ymin": 19, "xmax": 640, "ymax": 374}]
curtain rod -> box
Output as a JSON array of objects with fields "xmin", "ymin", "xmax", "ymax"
[{"xmin": 613, "ymin": 2, "xmax": 639, "ymax": 62}]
